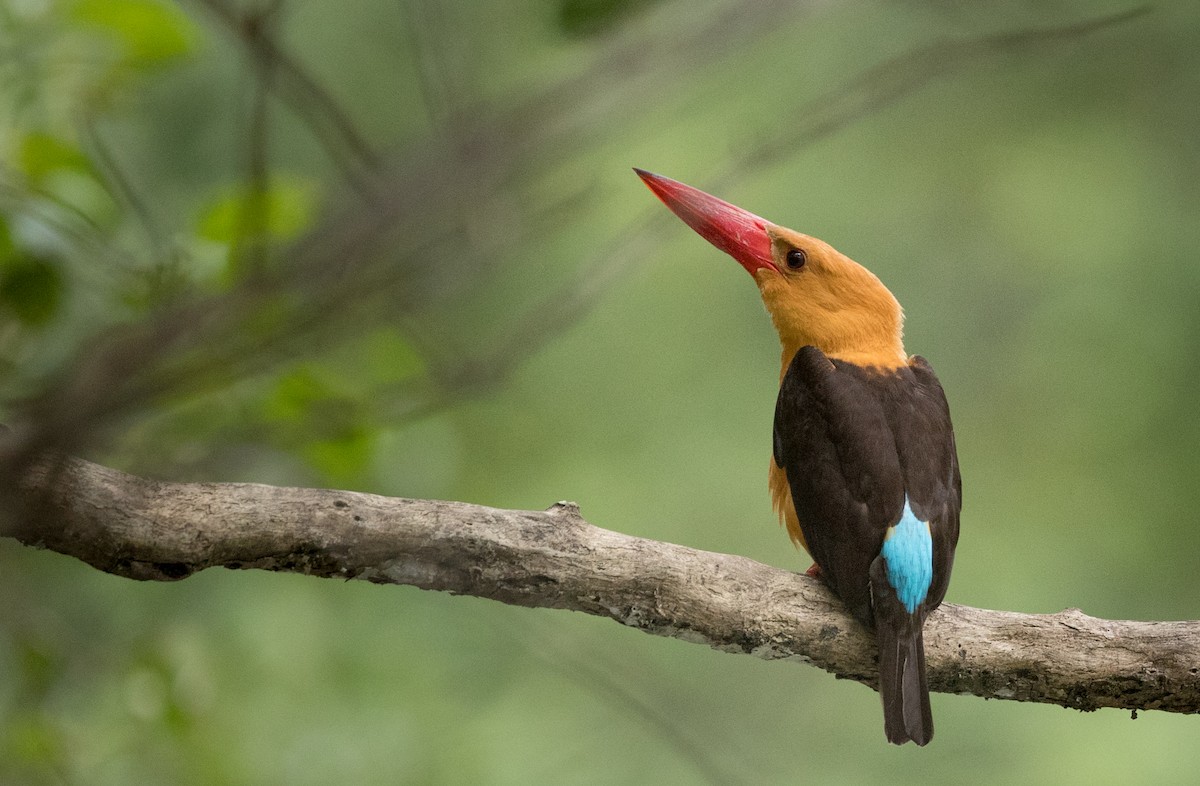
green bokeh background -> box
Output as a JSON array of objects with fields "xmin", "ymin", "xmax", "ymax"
[{"xmin": 3, "ymin": 0, "xmax": 1199, "ymax": 783}]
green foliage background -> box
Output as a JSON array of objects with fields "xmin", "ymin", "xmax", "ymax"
[{"xmin": 2, "ymin": 0, "xmax": 1199, "ymax": 783}]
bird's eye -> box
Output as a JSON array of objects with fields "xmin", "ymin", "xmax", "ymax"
[{"xmin": 785, "ymin": 248, "xmax": 807, "ymax": 270}]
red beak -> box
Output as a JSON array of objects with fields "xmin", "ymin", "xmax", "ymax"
[{"xmin": 635, "ymin": 168, "xmax": 776, "ymax": 276}]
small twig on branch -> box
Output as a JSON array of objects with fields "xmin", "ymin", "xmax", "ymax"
[{"xmin": 7, "ymin": 454, "xmax": 1199, "ymax": 717}]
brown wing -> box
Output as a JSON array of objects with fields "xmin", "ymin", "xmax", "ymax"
[{"xmin": 772, "ymin": 347, "xmax": 960, "ymax": 624}]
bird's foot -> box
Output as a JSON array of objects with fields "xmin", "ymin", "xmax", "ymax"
[{"xmin": 804, "ymin": 563, "xmax": 822, "ymax": 579}]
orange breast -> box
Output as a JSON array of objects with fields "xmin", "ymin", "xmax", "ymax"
[{"xmin": 769, "ymin": 459, "xmax": 809, "ymax": 554}]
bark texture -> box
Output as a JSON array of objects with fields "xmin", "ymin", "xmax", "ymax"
[{"xmin": 7, "ymin": 455, "xmax": 1199, "ymax": 714}]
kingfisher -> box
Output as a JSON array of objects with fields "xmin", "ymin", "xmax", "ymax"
[{"xmin": 635, "ymin": 169, "xmax": 960, "ymax": 746}]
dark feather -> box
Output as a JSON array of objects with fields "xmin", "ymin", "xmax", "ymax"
[{"xmin": 773, "ymin": 346, "xmax": 959, "ymax": 745}]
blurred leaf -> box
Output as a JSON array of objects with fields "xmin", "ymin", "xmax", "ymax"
[
  {"xmin": 0, "ymin": 254, "xmax": 64, "ymax": 326},
  {"xmin": 3, "ymin": 716, "xmax": 64, "ymax": 772},
  {"xmin": 0, "ymin": 216, "xmax": 13, "ymax": 259},
  {"xmin": 17, "ymin": 638, "xmax": 64, "ymax": 700},
  {"xmin": 558, "ymin": 0, "xmax": 658, "ymax": 36},
  {"xmin": 263, "ymin": 365, "xmax": 371, "ymax": 479},
  {"xmin": 71, "ymin": 0, "xmax": 197, "ymax": 67},
  {"xmin": 196, "ymin": 175, "xmax": 319, "ymax": 246},
  {"xmin": 264, "ymin": 366, "xmax": 331, "ymax": 424},
  {"xmin": 304, "ymin": 426, "xmax": 373, "ymax": 482},
  {"xmin": 359, "ymin": 328, "xmax": 428, "ymax": 386},
  {"xmin": 17, "ymin": 132, "xmax": 93, "ymax": 188},
  {"xmin": 15, "ymin": 134, "xmax": 116, "ymax": 225}
]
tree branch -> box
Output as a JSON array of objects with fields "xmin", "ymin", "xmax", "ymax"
[{"xmin": 7, "ymin": 454, "xmax": 1198, "ymax": 716}]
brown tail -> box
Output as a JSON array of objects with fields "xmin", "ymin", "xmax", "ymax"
[{"xmin": 876, "ymin": 623, "xmax": 933, "ymax": 746}]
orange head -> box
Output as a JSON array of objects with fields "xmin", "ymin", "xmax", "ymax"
[{"xmin": 636, "ymin": 169, "xmax": 906, "ymax": 370}]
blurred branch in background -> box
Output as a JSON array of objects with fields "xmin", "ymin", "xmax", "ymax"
[
  {"xmin": 726, "ymin": 6, "xmax": 1152, "ymax": 181},
  {"xmin": 192, "ymin": 0, "xmax": 383, "ymax": 195},
  {"xmin": 0, "ymin": 2, "xmax": 1149, "ymax": 488},
  {"xmin": 10, "ymin": 454, "xmax": 1200, "ymax": 716}
]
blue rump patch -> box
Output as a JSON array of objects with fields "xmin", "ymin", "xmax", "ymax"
[{"xmin": 880, "ymin": 498, "xmax": 933, "ymax": 614}]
